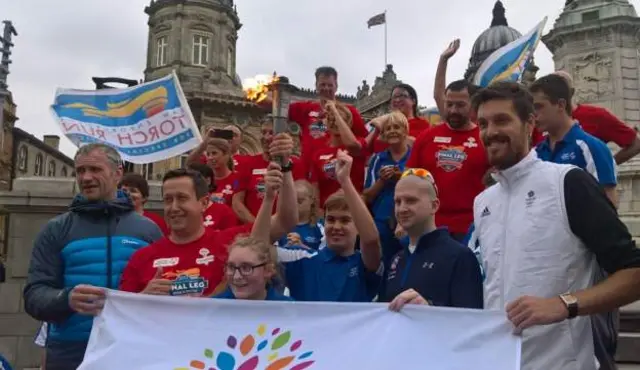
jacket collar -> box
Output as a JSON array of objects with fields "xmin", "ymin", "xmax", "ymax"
[
  {"xmin": 406, "ymin": 227, "xmax": 449, "ymax": 251},
  {"xmin": 493, "ymin": 150, "xmax": 539, "ymax": 188}
]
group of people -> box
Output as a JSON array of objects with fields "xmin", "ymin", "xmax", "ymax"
[{"xmin": 8, "ymin": 40, "xmax": 640, "ymax": 370}]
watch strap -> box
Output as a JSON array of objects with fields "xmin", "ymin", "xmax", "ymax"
[
  {"xmin": 560, "ymin": 294, "xmax": 578, "ymax": 319},
  {"xmin": 281, "ymin": 160, "xmax": 293, "ymax": 173}
]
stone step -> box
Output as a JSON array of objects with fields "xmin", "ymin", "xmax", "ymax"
[{"xmin": 617, "ymin": 301, "xmax": 640, "ymax": 363}]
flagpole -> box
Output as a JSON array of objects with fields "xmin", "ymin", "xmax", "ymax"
[{"xmin": 384, "ymin": 10, "xmax": 388, "ymax": 67}]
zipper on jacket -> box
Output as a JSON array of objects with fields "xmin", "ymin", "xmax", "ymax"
[
  {"xmin": 500, "ymin": 189, "xmax": 510, "ymax": 308},
  {"xmin": 400, "ymin": 252, "xmax": 414, "ymax": 289},
  {"xmin": 105, "ymin": 209, "xmax": 113, "ymax": 289}
]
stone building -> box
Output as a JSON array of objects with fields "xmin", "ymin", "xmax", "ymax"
[
  {"xmin": 138, "ymin": 0, "xmax": 355, "ymax": 180},
  {"xmin": 353, "ymin": 64, "xmax": 403, "ymax": 121},
  {"xmin": 11, "ymin": 130, "xmax": 74, "ymax": 180},
  {"xmin": 0, "ymin": 93, "xmax": 17, "ymax": 191}
]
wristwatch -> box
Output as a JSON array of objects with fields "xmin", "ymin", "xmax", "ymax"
[
  {"xmin": 281, "ymin": 160, "xmax": 293, "ymax": 173},
  {"xmin": 559, "ymin": 293, "xmax": 579, "ymax": 319}
]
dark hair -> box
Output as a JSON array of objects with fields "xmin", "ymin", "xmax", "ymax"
[
  {"xmin": 471, "ymin": 81, "xmax": 534, "ymax": 124},
  {"xmin": 446, "ymin": 79, "xmax": 478, "ymax": 97},
  {"xmin": 315, "ymin": 66, "xmax": 338, "ymax": 80},
  {"xmin": 162, "ymin": 168, "xmax": 209, "ymax": 199},
  {"xmin": 187, "ymin": 163, "xmax": 216, "ymax": 192},
  {"xmin": 391, "ymin": 83, "xmax": 419, "ymax": 118},
  {"xmin": 119, "ymin": 173, "xmax": 150, "ymax": 198},
  {"xmin": 529, "ymin": 74, "xmax": 573, "ymax": 115}
]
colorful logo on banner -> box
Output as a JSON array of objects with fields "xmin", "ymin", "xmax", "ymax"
[{"xmin": 175, "ymin": 324, "xmax": 315, "ymax": 370}]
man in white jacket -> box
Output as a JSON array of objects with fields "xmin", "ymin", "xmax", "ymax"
[{"xmin": 470, "ymin": 81, "xmax": 640, "ymax": 370}]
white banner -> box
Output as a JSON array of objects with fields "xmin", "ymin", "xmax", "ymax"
[
  {"xmin": 50, "ymin": 72, "xmax": 202, "ymax": 164},
  {"xmin": 79, "ymin": 290, "xmax": 521, "ymax": 370}
]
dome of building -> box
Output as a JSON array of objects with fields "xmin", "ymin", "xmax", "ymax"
[{"xmin": 465, "ymin": 1, "xmax": 522, "ymax": 81}]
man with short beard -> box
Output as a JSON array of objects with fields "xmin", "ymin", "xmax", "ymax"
[
  {"xmin": 407, "ymin": 80, "xmax": 490, "ymax": 241},
  {"xmin": 23, "ymin": 143, "xmax": 163, "ymax": 370},
  {"xmin": 472, "ymin": 81, "xmax": 640, "ymax": 370}
]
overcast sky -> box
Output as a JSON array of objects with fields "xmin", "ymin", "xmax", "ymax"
[{"xmin": 4, "ymin": 0, "xmax": 639, "ymax": 157}]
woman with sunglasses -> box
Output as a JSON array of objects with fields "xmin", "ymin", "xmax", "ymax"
[{"xmin": 214, "ymin": 237, "xmax": 292, "ymax": 301}]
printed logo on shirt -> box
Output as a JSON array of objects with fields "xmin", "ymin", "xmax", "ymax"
[
  {"xmin": 153, "ymin": 257, "xmax": 180, "ymax": 268},
  {"xmin": 481, "ymin": 206, "xmax": 491, "ymax": 217},
  {"xmin": 222, "ymin": 184, "xmax": 233, "ymax": 195},
  {"xmin": 463, "ymin": 137, "xmax": 478, "ymax": 148},
  {"xmin": 196, "ymin": 248, "xmax": 215, "ymax": 265},
  {"xmin": 436, "ymin": 146, "xmax": 468, "ymax": 172},
  {"xmin": 560, "ymin": 151, "xmax": 576, "ymax": 161},
  {"xmin": 252, "ymin": 168, "xmax": 267, "ymax": 176},
  {"xmin": 348, "ymin": 266, "xmax": 359, "ymax": 277},
  {"xmin": 387, "ymin": 255, "xmax": 400, "ymax": 281},
  {"xmin": 323, "ymin": 160, "xmax": 337, "ymax": 179},
  {"xmin": 434, "ymin": 136, "xmax": 452, "ymax": 144},
  {"xmin": 166, "ymin": 268, "xmax": 208, "ymax": 296},
  {"xmin": 210, "ymin": 193, "xmax": 225, "ymax": 204},
  {"xmin": 203, "ymin": 215, "xmax": 216, "ymax": 227},
  {"xmin": 422, "ymin": 262, "xmax": 434, "ymax": 269},
  {"xmin": 525, "ymin": 190, "xmax": 536, "ymax": 207},
  {"xmin": 309, "ymin": 121, "xmax": 327, "ymax": 139},
  {"xmin": 309, "ymin": 111, "xmax": 320, "ymax": 118},
  {"xmin": 255, "ymin": 179, "xmax": 266, "ymax": 199},
  {"xmin": 304, "ymin": 236, "xmax": 318, "ymax": 244}
]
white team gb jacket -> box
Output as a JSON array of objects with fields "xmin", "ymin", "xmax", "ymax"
[{"xmin": 472, "ymin": 150, "xmax": 598, "ymax": 370}]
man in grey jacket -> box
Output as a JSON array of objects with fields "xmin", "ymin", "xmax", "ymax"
[{"xmin": 23, "ymin": 143, "xmax": 163, "ymax": 370}]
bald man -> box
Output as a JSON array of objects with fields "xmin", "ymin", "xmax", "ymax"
[
  {"xmin": 553, "ymin": 70, "xmax": 640, "ymax": 164},
  {"xmin": 379, "ymin": 170, "xmax": 483, "ymax": 308}
]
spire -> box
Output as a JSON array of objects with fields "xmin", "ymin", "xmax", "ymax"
[{"xmin": 490, "ymin": 1, "xmax": 509, "ymax": 27}]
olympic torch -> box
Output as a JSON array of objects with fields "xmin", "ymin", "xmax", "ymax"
[{"xmin": 243, "ymin": 72, "xmax": 290, "ymax": 166}]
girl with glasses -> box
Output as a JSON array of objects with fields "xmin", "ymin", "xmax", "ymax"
[{"xmin": 214, "ymin": 237, "xmax": 292, "ymax": 301}]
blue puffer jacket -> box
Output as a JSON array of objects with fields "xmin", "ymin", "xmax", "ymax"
[{"xmin": 23, "ymin": 190, "xmax": 163, "ymax": 369}]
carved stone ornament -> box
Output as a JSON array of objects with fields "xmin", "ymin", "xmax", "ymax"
[{"xmin": 571, "ymin": 52, "xmax": 614, "ymax": 103}]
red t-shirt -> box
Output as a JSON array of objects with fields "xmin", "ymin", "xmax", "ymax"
[
  {"xmin": 371, "ymin": 117, "xmax": 431, "ymax": 153},
  {"xmin": 119, "ymin": 225, "xmax": 251, "ymax": 297},
  {"xmin": 309, "ymin": 138, "xmax": 369, "ymax": 207},
  {"xmin": 573, "ymin": 104, "xmax": 636, "ymax": 147},
  {"xmin": 143, "ymin": 210, "xmax": 169, "ymax": 236},
  {"xmin": 288, "ymin": 101, "xmax": 367, "ymax": 173},
  {"xmin": 211, "ymin": 171, "xmax": 240, "ymax": 206},
  {"xmin": 407, "ymin": 124, "xmax": 490, "ymax": 234},
  {"xmin": 237, "ymin": 154, "xmax": 306, "ymax": 216},
  {"xmin": 203, "ymin": 202, "xmax": 239, "ymax": 231}
]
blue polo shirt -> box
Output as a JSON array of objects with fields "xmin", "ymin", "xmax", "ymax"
[
  {"xmin": 277, "ymin": 223, "xmax": 324, "ymax": 251},
  {"xmin": 214, "ymin": 286, "xmax": 293, "ymax": 301},
  {"xmin": 364, "ymin": 147, "xmax": 412, "ymax": 221},
  {"xmin": 379, "ymin": 228, "xmax": 483, "ymax": 308},
  {"xmin": 536, "ymin": 124, "xmax": 617, "ymax": 186},
  {"xmin": 278, "ymin": 247, "xmax": 382, "ymax": 302}
]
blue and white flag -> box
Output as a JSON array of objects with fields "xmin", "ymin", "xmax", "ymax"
[
  {"xmin": 472, "ymin": 17, "xmax": 548, "ymax": 87},
  {"xmin": 51, "ymin": 72, "xmax": 202, "ymax": 164}
]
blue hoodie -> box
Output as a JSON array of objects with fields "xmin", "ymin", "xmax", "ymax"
[{"xmin": 23, "ymin": 190, "xmax": 162, "ymax": 369}]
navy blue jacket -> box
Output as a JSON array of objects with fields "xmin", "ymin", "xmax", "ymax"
[
  {"xmin": 23, "ymin": 191, "xmax": 162, "ymax": 369},
  {"xmin": 379, "ymin": 228, "xmax": 483, "ymax": 308}
]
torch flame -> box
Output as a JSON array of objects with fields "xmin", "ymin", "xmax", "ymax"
[{"xmin": 242, "ymin": 73, "xmax": 279, "ymax": 103}]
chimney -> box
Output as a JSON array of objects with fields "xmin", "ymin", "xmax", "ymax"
[{"xmin": 43, "ymin": 135, "xmax": 60, "ymax": 150}]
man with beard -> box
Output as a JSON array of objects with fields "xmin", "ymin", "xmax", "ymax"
[
  {"xmin": 232, "ymin": 119, "xmax": 306, "ymax": 223},
  {"xmin": 23, "ymin": 143, "xmax": 163, "ymax": 370},
  {"xmin": 380, "ymin": 168, "xmax": 483, "ymax": 309},
  {"xmin": 471, "ymin": 81, "xmax": 640, "ymax": 370},
  {"xmin": 407, "ymin": 80, "xmax": 490, "ymax": 241},
  {"xmin": 288, "ymin": 66, "xmax": 368, "ymax": 174}
]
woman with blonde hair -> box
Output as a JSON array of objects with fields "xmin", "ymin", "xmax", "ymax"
[
  {"xmin": 363, "ymin": 111, "xmax": 412, "ymax": 270},
  {"xmin": 214, "ymin": 236, "xmax": 292, "ymax": 301},
  {"xmin": 278, "ymin": 180, "xmax": 325, "ymax": 251}
]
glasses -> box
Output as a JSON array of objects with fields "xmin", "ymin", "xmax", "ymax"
[
  {"xmin": 224, "ymin": 262, "xmax": 267, "ymax": 277},
  {"xmin": 401, "ymin": 168, "xmax": 439, "ymax": 195}
]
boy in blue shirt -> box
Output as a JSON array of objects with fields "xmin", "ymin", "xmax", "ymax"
[
  {"xmin": 277, "ymin": 150, "xmax": 383, "ymax": 302},
  {"xmin": 531, "ymin": 74, "xmax": 618, "ymax": 206}
]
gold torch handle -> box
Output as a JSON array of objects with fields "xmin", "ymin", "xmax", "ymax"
[{"xmin": 271, "ymin": 77, "xmax": 288, "ymax": 166}]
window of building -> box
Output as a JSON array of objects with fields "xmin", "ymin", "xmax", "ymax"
[
  {"xmin": 17, "ymin": 145, "xmax": 28, "ymax": 172},
  {"xmin": 61, "ymin": 166, "xmax": 68, "ymax": 177},
  {"xmin": 142, "ymin": 163, "xmax": 154, "ymax": 180},
  {"xmin": 47, "ymin": 160, "xmax": 56, "ymax": 177},
  {"xmin": 192, "ymin": 34, "xmax": 209, "ymax": 66},
  {"xmin": 180, "ymin": 154, "xmax": 188, "ymax": 168},
  {"xmin": 582, "ymin": 10, "xmax": 600, "ymax": 22},
  {"xmin": 34, "ymin": 154, "xmax": 44, "ymax": 176},
  {"xmin": 156, "ymin": 36, "xmax": 168, "ymax": 67},
  {"xmin": 227, "ymin": 47, "xmax": 234, "ymax": 75}
]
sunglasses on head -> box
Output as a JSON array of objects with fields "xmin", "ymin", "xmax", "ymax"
[{"xmin": 401, "ymin": 168, "xmax": 438, "ymax": 195}]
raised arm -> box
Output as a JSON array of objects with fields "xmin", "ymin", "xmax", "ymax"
[
  {"xmin": 185, "ymin": 128, "xmax": 213, "ymax": 166},
  {"xmin": 335, "ymin": 150, "xmax": 381, "ymax": 271},
  {"xmin": 326, "ymin": 101, "xmax": 360, "ymax": 152},
  {"xmin": 434, "ymin": 39, "xmax": 460, "ymax": 114},
  {"xmin": 232, "ymin": 191, "xmax": 256, "ymax": 224},
  {"xmin": 267, "ymin": 133, "xmax": 298, "ymax": 243}
]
